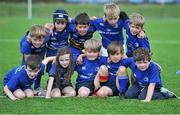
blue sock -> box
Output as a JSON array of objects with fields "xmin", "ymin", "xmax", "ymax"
[
  {"xmin": 34, "ymin": 75, "xmax": 42, "ymax": 89},
  {"xmin": 118, "ymin": 76, "xmax": 129, "ymax": 94}
]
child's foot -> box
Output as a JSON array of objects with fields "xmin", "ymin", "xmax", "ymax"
[
  {"xmin": 160, "ymin": 87, "xmax": 177, "ymax": 98},
  {"xmin": 119, "ymin": 93, "xmax": 125, "ymax": 99},
  {"xmin": 34, "ymin": 87, "xmax": 45, "ymax": 96}
]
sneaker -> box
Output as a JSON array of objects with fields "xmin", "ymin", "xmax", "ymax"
[
  {"xmin": 34, "ymin": 87, "xmax": 45, "ymax": 96},
  {"xmin": 118, "ymin": 93, "xmax": 125, "ymax": 99},
  {"xmin": 160, "ymin": 87, "xmax": 177, "ymax": 98}
]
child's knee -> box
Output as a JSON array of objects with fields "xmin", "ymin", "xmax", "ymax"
[
  {"xmin": 13, "ymin": 89, "xmax": 26, "ymax": 99},
  {"xmin": 25, "ymin": 89, "xmax": 34, "ymax": 98},
  {"xmin": 97, "ymin": 88, "xmax": 109, "ymax": 97},
  {"xmin": 66, "ymin": 90, "xmax": 76, "ymax": 97},
  {"xmin": 51, "ymin": 88, "xmax": 61, "ymax": 97},
  {"xmin": 99, "ymin": 65, "xmax": 108, "ymax": 75},
  {"xmin": 78, "ymin": 87, "xmax": 90, "ymax": 97}
]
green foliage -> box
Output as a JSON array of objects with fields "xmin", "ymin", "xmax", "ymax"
[{"xmin": 0, "ymin": 3, "xmax": 180, "ymax": 114}]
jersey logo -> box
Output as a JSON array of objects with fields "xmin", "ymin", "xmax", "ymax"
[
  {"xmin": 82, "ymin": 66, "xmax": 86, "ymax": 70},
  {"xmin": 100, "ymin": 23, "xmax": 104, "ymax": 26}
]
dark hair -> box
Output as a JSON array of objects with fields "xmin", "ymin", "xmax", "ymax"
[
  {"xmin": 133, "ymin": 47, "xmax": 151, "ymax": 62},
  {"xmin": 75, "ymin": 12, "xmax": 90, "ymax": 25},
  {"xmin": 107, "ymin": 41, "xmax": 124, "ymax": 56},
  {"xmin": 55, "ymin": 47, "xmax": 74, "ymax": 87},
  {"xmin": 25, "ymin": 55, "xmax": 42, "ymax": 70}
]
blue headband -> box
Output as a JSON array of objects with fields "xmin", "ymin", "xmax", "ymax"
[{"xmin": 53, "ymin": 13, "xmax": 68, "ymax": 22}]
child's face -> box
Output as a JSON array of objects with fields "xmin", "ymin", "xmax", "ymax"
[
  {"xmin": 59, "ymin": 54, "xmax": 70, "ymax": 68},
  {"xmin": 105, "ymin": 15, "xmax": 119, "ymax": 27},
  {"xmin": 76, "ymin": 24, "xmax": 89, "ymax": 36},
  {"xmin": 109, "ymin": 50, "xmax": 123, "ymax": 63},
  {"xmin": 129, "ymin": 23, "xmax": 142, "ymax": 36},
  {"xmin": 85, "ymin": 50, "xmax": 99, "ymax": 61},
  {"xmin": 135, "ymin": 60, "xmax": 150, "ymax": 71},
  {"xmin": 55, "ymin": 19, "xmax": 67, "ymax": 32},
  {"xmin": 26, "ymin": 66, "xmax": 40, "ymax": 79},
  {"xmin": 31, "ymin": 36, "xmax": 45, "ymax": 48}
]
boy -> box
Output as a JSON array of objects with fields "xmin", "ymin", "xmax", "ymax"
[
  {"xmin": 90, "ymin": 3, "xmax": 145, "ymax": 56},
  {"xmin": 122, "ymin": 48, "xmax": 177, "ymax": 102},
  {"xmin": 94, "ymin": 41, "xmax": 129, "ymax": 97},
  {"xmin": 90, "ymin": 3, "xmax": 124, "ymax": 56},
  {"xmin": 46, "ymin": 8, "xmax": 69, "ymax": 57},
  {"xmin": 46, "ymin": 8, "xmax": 70, "ymax": 72},
  {"xmin": 75, "ymin": 39, "xmax": 102, "ymax": 97},
  {"xmin": 20, "ymin": 24, "xmax": 50, "ymax": 89},
  {"xmin": 69, "ymin": 12, "xmax": 96, "ymax": 61},
  {"xmin": 3, "ymin": 55, "xmax": 55, "ymax": 100},
  {"xmin": 122, "ymin": 12, "xmax": 150, "ymax": 57}
]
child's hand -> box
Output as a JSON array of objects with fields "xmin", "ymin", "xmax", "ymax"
[
  {"xmin": 76, "ymin": 55, "xmax": 83, "ymax": 65},
  {"xmin": 90, "ymin": 16, "xmax": 97, "ymax": 20},
  {"xmin": 137, "ymin": 30, "xmax": 146, "ymax": 39},
  {"xmin": 45, "ymin": 23, "xmax": 54, "ymax": 36},
  {"xmin": 45, "ymin": 95, "xmax": 51, "ymax": 99},
  {"xmin": 141, "ymin": 99, "xmax": 151, "ymax": 102},
  {"xmin": 11, "ymin": 97, "xmax": 19, "ymax": 101}
]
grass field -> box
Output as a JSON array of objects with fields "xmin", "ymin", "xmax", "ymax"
[{"xmin": 0, "ymin": 3, "xmax": 180, "ymax": 114}]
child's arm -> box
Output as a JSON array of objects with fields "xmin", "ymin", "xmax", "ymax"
[
  {"xmin": 142, "ymin": 83, "xmax": 155, "ymax": 102},
  {"xmin": 42, "ymin": 56, "xmax": 56, "ymax": 65},
  {"xmin": 44, "ymin": 23, "xmax": 54, "ymax": 35},
  {"xmin": 3, "ymin": 85, "xmax": 18, "ymax": 100},
  {"xmin": 45, "ymin": 76, "xmax": 54, "ymax": 99},
  {"xmin": 76, "ymin": 54, "xmax": 86, "ymax": 65},
  {"xmin": 94, "ymin": 71, "xmax": 100, "ymax": 91},
  {"xmin": 137, "ymin": 31, "xmax": 146, "ymax": 39}
]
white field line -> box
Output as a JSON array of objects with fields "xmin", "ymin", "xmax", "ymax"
[{"xmin": 0, "ymin": 39, "xmax": 180, "ymax": 44}]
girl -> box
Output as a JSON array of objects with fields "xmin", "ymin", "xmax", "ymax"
[{"xmin": 46, "ymin": 47, "xmax": 76, "ymax": 98}]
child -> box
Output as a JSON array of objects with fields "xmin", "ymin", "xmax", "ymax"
[
  {"xmin": 123, "ymin": 48, "xmax": 177, "ymax": 102},
  {"xmin": 94, "ymin": 41, "xmax": 129, "ymax": 97},
  {"xmin": 46, "ymin": 8, "xmax": 69, "ymax": 57},
  {"xmin": 46, "ymin": 8, "xmax": 70, "ymax": 73},
  {"xmin": 3, "ymin": 55, "xmax": 55, "ymax": 100},
  {"xmin": 75, "ymin": 39, "xmax": 102, "ymax": 97},
  {"xmin": 20, "ymin": 24, "xmax": 50, "ymax": 89},
  {"xmin": 91, "ymin": 3, "xmax": 145, "ymax": 57},
  {"xmin": 69, "ymin": 12, "xmax": 96, "ymax": 61},
  {"xmin": 122, "ymin": 12, "xmax": 150, "ymax": 57},
  {"xmin": 46, "ymin": 47, "xmax": 76, "ymax": 98}
]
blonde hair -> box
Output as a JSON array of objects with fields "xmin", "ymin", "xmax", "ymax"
[
  {"xmin": 84, "ymin": 39, "xmax": 102, "ymax": 52},
  {"xmin": 104, "ymin": 3, "xmax": 120, "ymax": 17},
  {"xmin": 28, "ymin": 24, "xmax": 46, "ymax": 40},
  {"xmin": 129, "ymin": 13, "xmax": 144, "ymax": 28}
]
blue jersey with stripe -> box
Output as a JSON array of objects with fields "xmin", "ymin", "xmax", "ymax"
[
  {"xmin": 90, "ymin": 17, "xmax": 125, "ymax": 48},
  {"xmin": 68, "ymin": 22, "xmax": 96, "ymax": 51},
  {"xmin": 122, "ymin": 58, "xmax": 162, "ymax": 87},
  {"xmin": 124, "ymin": 19, "xmax": 150, "ymax": 57},
  {"xmin": 3, "ymin": 64, "xmax": 45, "ymax": 92},
  {"xmin": 47, "ymin": 28, "xmax": 69, "ymax": 57}
]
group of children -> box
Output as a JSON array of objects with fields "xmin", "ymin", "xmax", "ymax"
[{"xmin": 3, "ymin": 3, "xmax": 177, "ymax": 102}]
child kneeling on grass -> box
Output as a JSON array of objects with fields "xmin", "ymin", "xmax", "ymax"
[
  {"xmin": 3, "ymin": 55, "xmax": 55, "ymax": 100},
  {"xmin": 122, "ymin": 47, "xmax": 177, "ymax": 102}
]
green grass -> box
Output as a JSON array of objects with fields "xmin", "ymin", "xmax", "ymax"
[{"xmin": 0, "ymin": 3, "xmax": 180, "ymax": 114}]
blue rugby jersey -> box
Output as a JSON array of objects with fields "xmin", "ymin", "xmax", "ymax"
[
  {"xmin": 20, "ymin": 32, "xmax": 50, "ymax": 64},
  {"xmin": 90, "ymin": 17, "xmax": 124, "ymax": 48},
  {"xmin": 74, "ymin": 57, "xmax": 102, "ymax": 85},
  {"xmin": 46, "ymin": 28, "xmax": 70, "ymax": 57},
  {"xmin": 49, "ymin": 63, "xmax": 72, "ymax": 81},
  {"xmin": 3, "ymin": 64, "xmax": 45, "ymax": 92},
  {"xmin": 124, "ymin": 19, "xmax": 150, "ymax": 57},
  {"xmin": 122, "ymin": 58, "xmax": 162, "ymax": 87}
]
